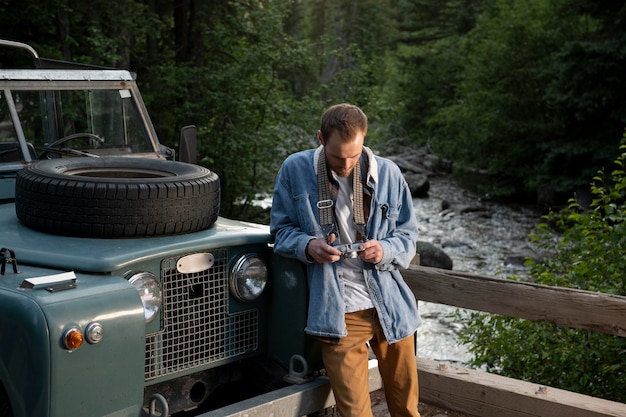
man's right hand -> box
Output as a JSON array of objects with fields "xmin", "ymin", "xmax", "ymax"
[{"xmin": 306, "ymin": 234, "xmax": 342, "ymax": 263}]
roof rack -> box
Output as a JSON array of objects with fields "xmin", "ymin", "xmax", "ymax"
[
  {"xmin": 0, "ymin": 39, "xmax": 126, "ymax": 71},
  {"xmin": 0, "ymin": 39, "xmax": 39, "ymax": 59}
]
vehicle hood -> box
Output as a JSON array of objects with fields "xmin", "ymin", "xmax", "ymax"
[{"xmin": 0, "ymin": 203, "xmax": 271, "ymax": 273}]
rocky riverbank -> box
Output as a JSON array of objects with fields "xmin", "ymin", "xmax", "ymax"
[{"xmin": 386, "ymin": 146, "xmax": 542, "ymax": 274}]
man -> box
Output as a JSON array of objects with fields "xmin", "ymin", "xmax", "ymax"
[{"xmin": 270, "ymin": 103, "xmax": 421, "ymax": 417}]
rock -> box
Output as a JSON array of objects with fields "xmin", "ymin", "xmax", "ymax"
[
  {"xmin": 386, "ymin": 146, "xmax": 455, "ymax": 199},
  {"xmin": 504, "ymin": 254, "xmax": 527, "ymax": 267},
  {"xmin": 386, "ymin": 146, "xmax": 454, "ymax": 177},
  {"xmin": 416, "ymin": 241, "xmax": 453, "ymax": 270},
  {"xmin": 441, "ymin": 240, "xmax": 471, "ymax": 249},
  {"xmin": 404, "ymin": 172, "xmax": 430, "ymax": 197}
]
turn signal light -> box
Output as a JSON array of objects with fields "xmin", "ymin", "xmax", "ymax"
[{"xmin": 63, "ymin": 327, "xmax": 84, "ymax": 350}]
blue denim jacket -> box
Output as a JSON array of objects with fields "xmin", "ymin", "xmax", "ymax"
[{"xmin": 270, "ymin": 146, "xmax": 421, "ymax": 343}]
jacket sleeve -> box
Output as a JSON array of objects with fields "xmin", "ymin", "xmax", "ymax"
[
  {"xmin": 374, "ymin": 165, "xmax": 419, "ymax": 271},
  {"xmin": 270, "ymin": 159, "xmax": 316, "ymax": 264}
]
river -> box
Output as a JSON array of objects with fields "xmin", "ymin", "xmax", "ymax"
[{"xmin": 412, "ymin": 176, "xmax": 541, "ymax": 365}]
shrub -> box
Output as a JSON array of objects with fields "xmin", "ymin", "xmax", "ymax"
[{"xmin": 459, "ymin": 136, "xmax": 626, "ymax": 401}]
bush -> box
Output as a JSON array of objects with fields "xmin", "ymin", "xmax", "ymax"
[{"xmin": 459, "ymin": 136, "xmax": 626, "ymax": 402}]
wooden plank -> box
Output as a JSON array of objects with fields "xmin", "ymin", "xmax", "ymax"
[
  {"xmin": 403, "ymin": 265, "xmax": 626, "ymax": 337},
  {"xmin": 197, "ymin": 355, "xmax": 626, "ymax": 417},
  {"xmin": 417, "ymin": 357, "xmax": 626, "ymax": 417}
]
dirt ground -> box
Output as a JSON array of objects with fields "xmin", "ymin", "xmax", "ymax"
[{"xmin": 370, "ymin": 389, "xmax": 476, "ymax": 417}]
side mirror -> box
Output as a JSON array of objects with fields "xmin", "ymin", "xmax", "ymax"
[{"xmin": 179, "ymin": 125, "xmax": 197, "ymax": 164}]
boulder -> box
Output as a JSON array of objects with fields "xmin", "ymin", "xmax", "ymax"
[
  {"xmin": 386, "ymin": 146, "xmax": 454, "ymax": 177},
  {"xmin": 404, "ymin": 172, "xmax": 430, "ymax": 198},
  {"xmin": 385, "ymin": 146, "xmax": 453, "ymax": 199},
  {"xmin": 415, "ymin": 241, "xmax": 453, "ymax": 270}
]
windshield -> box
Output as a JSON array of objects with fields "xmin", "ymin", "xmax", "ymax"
[{"xmin": 0, "ymin": 87, "xmax": 154, "ymax": 160}]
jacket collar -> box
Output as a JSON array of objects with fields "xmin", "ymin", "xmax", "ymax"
[{"xmin": 313, "ymin": 145, "xmax": 378, "ymax": 184}]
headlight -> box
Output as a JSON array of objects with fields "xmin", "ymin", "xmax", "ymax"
[
  {"xmin": 230, "ymin": 254, "xmax": 268, "ymax": 302},
  {"xmin": 128, "ymin": 271, "xmax": 162, "ymax": 323}
]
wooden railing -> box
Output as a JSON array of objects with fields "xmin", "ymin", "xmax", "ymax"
[{"xmin": 403, "ymin": 265, "xmax": 626, "ymax": 417}]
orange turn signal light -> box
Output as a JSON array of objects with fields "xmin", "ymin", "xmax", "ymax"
[{"xmin": 63, "ymin": 328, "xmax": 84, "ymax": 350}]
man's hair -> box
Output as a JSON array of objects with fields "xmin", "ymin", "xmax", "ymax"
[{"xmin": 320, "ymin": 103, "xmax": 368, "ymax": 142}]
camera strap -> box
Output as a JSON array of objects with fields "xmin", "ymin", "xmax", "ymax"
[{"xmin": 317, "ymin": 149, "xmax": 366, "ymax": 241}]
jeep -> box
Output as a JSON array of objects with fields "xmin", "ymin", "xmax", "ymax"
[{"xmin": 0, "ymin": 39, "xmax": 321, "ymax": 417}]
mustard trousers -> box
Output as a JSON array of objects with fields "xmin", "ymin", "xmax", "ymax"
[{"xmin": 319, "ymin": 308, "xmax": 420, "ymax": 417}]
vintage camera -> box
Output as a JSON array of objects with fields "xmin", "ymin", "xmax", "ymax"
[{"xmin": 335, "ymin": 242, "xmax": 364, "ymax": 259}]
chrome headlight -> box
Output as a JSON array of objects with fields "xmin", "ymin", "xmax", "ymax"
[
  {"xmin": 128, "ymin": 271, "xmax": 162, "ymax": 323},
  {"xmin": 230, "ymin": 254, "xmax": 268, "ymax": 302}
]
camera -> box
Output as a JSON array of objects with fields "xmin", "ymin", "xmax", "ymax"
[{"xmin": 335, "ymin": 242, "xmax": 364, "ymax": 259}]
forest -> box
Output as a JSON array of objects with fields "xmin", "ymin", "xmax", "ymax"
[
  {"xmin": 1, "ymin": 0, "xmax": 625, "ymax": 220},
  {"xmin": 2, "ymin": 0, "xmax": 626, "ymax": 403}
]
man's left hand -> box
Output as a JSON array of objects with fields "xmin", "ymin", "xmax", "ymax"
[{"xmin": 358, "ymin": 240, "xmax": 384, "ymax": 264}]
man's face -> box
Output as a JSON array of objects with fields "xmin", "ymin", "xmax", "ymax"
[{"xmin": 319, "ymin": 129, "xmax": 365, "ymax": 177}]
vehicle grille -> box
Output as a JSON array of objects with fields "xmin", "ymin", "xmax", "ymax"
[{"xmin": 145, "ymin": 249, "xmax": 258, "ymax": 380}]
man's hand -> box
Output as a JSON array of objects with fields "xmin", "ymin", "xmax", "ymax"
[
  {"xmin": 306, "ymin": 234, "xmax": 341, "ymax": 263},
  {"xmin": 357, "ymin": 239, "xmax": 384, "ymax": 264},
  {"xmin": 306, "ymin": 235, "xmax": 384, "ymax": 265}
]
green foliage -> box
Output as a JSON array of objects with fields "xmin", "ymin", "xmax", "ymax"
[
  {"xmin": 146, "ymin": 1, "xmax": 321, "ymax": 220},
  {"xmin": 395, "ymin": 0, "xmax": 480, "ymax": 146},
  {"xmin": 422, "ymin": 0, "xmax": 626, "ymax": 199},
  {"xmin": 4, "ymin": 0, "xmax": 626, "ymax": 219},
  {"xmin": 460, "ymin": 314, "xmax": 626, "ymax": 400},
  {"xmin": 429, "ymin": 0, "xmax": 574, "ymax": 191},
  {"xmin": 459, "ymin": 137, "xmax": 626, "ymax": 401}
]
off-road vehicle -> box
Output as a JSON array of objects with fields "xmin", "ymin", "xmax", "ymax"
[{"xmin": 0, "ymin": 39, "xmax": 324, "ymax": 417}]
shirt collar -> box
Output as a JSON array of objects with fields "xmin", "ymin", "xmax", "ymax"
[{"xmin": 314, "ymin": 145, "xmax": 378, "ymax": 184}]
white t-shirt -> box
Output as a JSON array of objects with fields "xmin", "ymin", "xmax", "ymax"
[{"xmin": 333, "ymin": 173, "xmax": 373, "ymax": 313}]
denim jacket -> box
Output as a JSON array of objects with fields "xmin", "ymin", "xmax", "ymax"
[{"xmin": 270, "ymin": 145, "xmax": 421, "ymax": 343}]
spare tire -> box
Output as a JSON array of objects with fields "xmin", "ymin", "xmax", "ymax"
[{"xmin": 15, "ymin": 157, "xmax": 220, "ymax": 238}]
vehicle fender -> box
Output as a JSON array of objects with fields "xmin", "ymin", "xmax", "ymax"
[
  {"xmin": 0, "ymin": 273, "xmax": 147, "ymax": 417},
  {"xmin": 44, "ymin": 277, "xmax": 146, "ymax": 417},
  {"xmin": 0, "ymin": 293, "xmax": 51, "ymax": 417}
]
